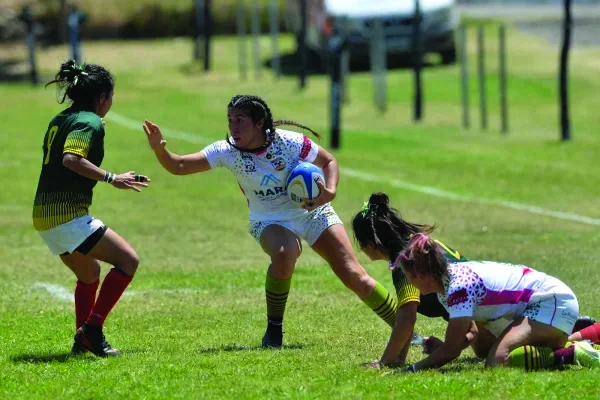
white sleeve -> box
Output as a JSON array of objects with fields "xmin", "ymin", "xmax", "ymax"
[
  {"xmin": 299, "ymin": 135, "xmax": 319, "ymax": 163},
  {"xmin": 200, "ymin": 140, "xmax": 229, "ymax": 169}
]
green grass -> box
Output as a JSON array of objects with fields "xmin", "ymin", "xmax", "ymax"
[{"xmin": 1, "ymin": 27, "xmax": 600, "ymax": 399}]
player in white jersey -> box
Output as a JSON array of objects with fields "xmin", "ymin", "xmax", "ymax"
[
  {"xmin": 142, "ymin": 95, "xmax": 399, "ymax": 348},
  {"xmin": 394, "ymin": 233, "xmax": 600, "ymax": 372}
]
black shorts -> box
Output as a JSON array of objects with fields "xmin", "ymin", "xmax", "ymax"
[
  {"xmin": 417, "ymin": 293, "xmax": 449, "ymax": 321},
  {"xmin": 60, "ymin": 224, "xmax": 108, "ymax": 256}
]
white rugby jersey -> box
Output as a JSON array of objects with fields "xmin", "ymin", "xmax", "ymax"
[
  {"xmin": 201, "ymin": 129, "xmax": 319, "ymax": 220},
  {"xmin": 438, "ymin": 261, "xmax": 555, "ymax": 321}
]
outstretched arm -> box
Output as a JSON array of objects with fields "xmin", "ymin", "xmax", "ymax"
[
  {"xmin": 63, "ymin": 154, "xmax": 150, "ymax": 192},
  {"xmin": 143, "ymin": 120, "xmax": 211, "ymax": 175}
]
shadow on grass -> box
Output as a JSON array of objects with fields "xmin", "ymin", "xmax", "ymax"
[
  {"xmin": 10, "ymin": 352, "xmax": 81, "ymax": 364},
  {"xmin": 10, "ymin": 347, "xmax": 149, "ymax": 363},
  {"xmin": 198, "ymin": 343, "xmax": 305, "ymax": 354},
  {"xmin": 438, "ymin": 356, "xmax": 484, "ymax": 373}
]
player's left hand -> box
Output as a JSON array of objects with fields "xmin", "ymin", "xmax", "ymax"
[{"xmin": 300, "ymin": 178, "xmax": 335, "ymax": 211}]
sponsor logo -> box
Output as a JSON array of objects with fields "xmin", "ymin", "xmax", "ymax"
[
  {"xmin": 260, "ymin": 174, "xmax": 281, "ymax": 186},
  {"xmin": 447, "ymin": 288, "xmax": 469, "ymax": 307},
  {"xmin": 271, "ymin": 158, "xmax": 286, "ymax": 171},
  {"xmin": 240, "ymin": 153, "xmax": 256, "ymax": 172},
  {"xmin": 254, "ymin": 187, "xmax": 285, "ymax": 197}
]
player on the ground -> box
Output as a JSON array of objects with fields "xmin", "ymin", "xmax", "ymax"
[
  {"xmin": 397, "ymin": 234, "xmax": 600, "ymax": 372},
  {"xmin": 33, "ymin": 59, "xmax": 149, "ymax": 357},
  {"xmin": 142, "ymin": 94, "xmax": 398, "ymax": 348},
  {"xmin": 350, "ymin": 193, "xmax": 495, "ymax": 368}
]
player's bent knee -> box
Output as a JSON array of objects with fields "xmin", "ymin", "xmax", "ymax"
[
  {"xmin": 492, "ymin": 350, "xmax": 510, "ymax": 366},
  {"xmin": 270, "ymin": 246, "xmax": 300, "ymax": 267},
  {"xmin": 117, "ymin": 251, "xmax": 139, "ymax": 276}
]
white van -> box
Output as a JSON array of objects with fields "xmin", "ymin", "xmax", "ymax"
[{"xmin": 286, "ymin": 0, "xmax": 458, "ymax": 64}]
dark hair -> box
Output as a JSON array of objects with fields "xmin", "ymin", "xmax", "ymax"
[
  {"xmin": 45, "ymin": 59, "xmax": 114, "ymax": 108},
  {"xmin": 226, "ymin": 94, "xmax": 322, "ymax": 153},
  {"xmin": 399, "ymin": 233, "xmax": 448, "ymax": 285},
  {"xmin": 352, "ymin": 192, "xmax": 435, "ymax": 259}
]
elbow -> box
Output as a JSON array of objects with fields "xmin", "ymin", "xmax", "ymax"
[{"xmin": 62, "ymin": 154, "xmax": 79, "ymax": 169}]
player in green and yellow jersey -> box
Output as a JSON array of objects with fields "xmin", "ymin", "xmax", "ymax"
[
  {"xmin": 351, "ymin": 192, "xmax": 495, "ymax": 368},
  {"xmin": 33, "ymin": 59, "xmax": 150, "ymax": 357}
]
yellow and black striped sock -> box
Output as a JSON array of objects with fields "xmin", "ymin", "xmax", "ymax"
[
  {"xmin": 362, "ymin": 281, "xmax": 397, "ymax": 327},
  {"xmin": 507, "ymin": 345, "xmax": 556, "ymax": 371},
  {"xmin": 265, "ymin": 272, "xmax": 291, "ymax": 323}
]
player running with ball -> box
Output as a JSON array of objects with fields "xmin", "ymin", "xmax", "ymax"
[{"xmin": 143, "ymin": 94, "xmax": 399, "ymax": 348}]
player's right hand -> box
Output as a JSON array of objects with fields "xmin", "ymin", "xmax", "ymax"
[
  {"xmin": 112, "ymin": 171, "xmax": 151, "ymax": 192},
  {"xmin": 143, "ymin": 120, "xmax": 167, "ymax": 150}
]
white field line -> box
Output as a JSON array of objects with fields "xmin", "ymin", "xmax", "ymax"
[
  {"xmin": 107, "ymin": 111, "xmax": 600, "ymax": 226},
  {"xmin": 32, "ymin": 282, "xmax": 74, "ymax": 302},
  {"xmin": 32, "ymin": 281, "xmax": 204, "ymax": 303}
]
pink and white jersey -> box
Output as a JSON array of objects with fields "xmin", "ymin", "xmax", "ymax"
[
  {"xmin": 201, "ymin": 129, "xmax": 319, "ymax": 220},
  {"xmin": 438, "ymin": 261, "xmax": 554, "ymax": 321}
]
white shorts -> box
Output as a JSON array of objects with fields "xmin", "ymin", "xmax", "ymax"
[
  {"xmin": 38, "ymin": 215, "xmax": 106, "ymax": 256},
  {"xmin": 249, "ymin": 203, "xmax": 342, "ymax": 246},
  {"xmin": 520, "ymin": 276, "xmax": 579, "ymax": 335}
]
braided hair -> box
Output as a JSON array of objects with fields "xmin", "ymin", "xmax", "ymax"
[
  {"xmin": 226, "ymin": 94, "xmax": 322, "ymax": 153},
  {"xmin": 46, "ymin": 59, "xmax": 114, "ymax": 108},
  {"xmin": 352, "ymin": 192, "xmax": 435, "ymax": 260}
]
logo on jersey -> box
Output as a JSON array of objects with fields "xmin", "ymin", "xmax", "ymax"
[
  {"xmin": 241, "ymin": 153, "xmax": 256, "ymax": 172},
  {"xmin": 260, "ymin": 174, "xmax": 281, "ymax": 186},
  {"xmin": 446, "ymin": 288, "xmax": 469, "ymax": 307},
  {"xmin": 254, "ymin": 186, "xmax": 285, "ymax": 197},
  {"xmin": 270, "ymin": 158, "xmax": 286, "ymax": 171}
]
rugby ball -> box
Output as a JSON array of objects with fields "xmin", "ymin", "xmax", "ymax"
[{"xmin": 286, "ymin": 162, "xmax": 325, "ymax": 204}]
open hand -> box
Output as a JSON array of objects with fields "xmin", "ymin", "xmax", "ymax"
[
  {"xmin": 112, "ymin": 171, "xmax": 151, "ymax": 192},
  {"xmin": 143, "ymin": 120, "xmax": 167, "ymax": 150}
]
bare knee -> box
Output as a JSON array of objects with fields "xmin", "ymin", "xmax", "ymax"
[
  {"xmin": 78, "ymin": 263, "xmax": 101, "ymax": 283},
  {"xmin": 116, "ymin": 251, "xmax": 139, "ymax": 276},
  {"xmin": 269, "ymin": 246, "xmax": 299, "ymax": 278},
  {"xmin": 487, "ymin": 349, "xmax": 510, "ymax": 367}
]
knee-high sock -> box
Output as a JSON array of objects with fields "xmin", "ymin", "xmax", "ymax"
[
  {"xmin": 576, "ymin": 323, "xmax": 600, "ymax": 344},
  {"xmin": 86, "ymin": 268, "xmax": 133, "ymax": 326},
  {"xmin": 507, "ymin": 345, "xmax": 575, "ymax": 371},
  {"xmin": 75, "ymin": 280, "xmax": 99, "ymax": 329},
  {"xmin": 265, "ymin": 272, "xmax": 291, "ymax": 324},
  {"xmin": 362, "ymin": 281, "xmax": 397, "ymax": 327}
]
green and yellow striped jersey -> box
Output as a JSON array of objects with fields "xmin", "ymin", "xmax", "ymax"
[
  {"xmin": 32, "ymin": 105, "xmax": 104, "ymax": 231},
  {"xmin": 391, "ymin": 239, "xmax": 468, "ymax": 307}
]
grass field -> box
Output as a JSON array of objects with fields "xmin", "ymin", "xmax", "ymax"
[{"xmin": 1, "ymin": 26, "xmax": 600, "ymax": 399}]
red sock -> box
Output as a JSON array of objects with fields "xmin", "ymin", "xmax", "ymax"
[
  {"xmin": 577, "ymin": 323, "xmax": 600, "ymax": 344},
  {"xmin": 554, "ymin": 345, "xmax": 575, "ymax": 365},
  {"xmin": 86, "ymin": 268, "xmax": 133, "ymax": 326},
  {"xmin": 75, "ymin": 280, "xmax": 99, "ymax": 329}
]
